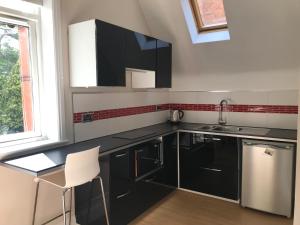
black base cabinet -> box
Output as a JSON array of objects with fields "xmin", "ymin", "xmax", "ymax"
[
  {"xmin": 75, "ymin": 155, "xmax": 110, "ymax": 225},
  {"xmin": 75, "ymin": 135, "xmax": 178, "ymax": 225},
  {"xmin": 110, "ymin": 136, "xmax": 177, "ymax": 225},
  {"xmin": 154, "ymin": 133, "xmax": 178, "ymax": 187},
  {"xmin": 111, "ymin": 172, "xmax": 174, "ymax": 225},
  {"xmin": 179, "ymin": 132, "xmax": 239, "ymax": 200}
]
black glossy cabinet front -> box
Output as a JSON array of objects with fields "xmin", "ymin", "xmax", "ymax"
[
  {"xmin": 125, "ymin": 32, "xmax": 157, "ymax": 71},
  {"xmin": 94, "ymin": 20, "xmax": 171, "ymax": 88},
  {"xmin": 110, "ymin": 149, "xmax": 133, "ymax": 199},
  {"xmin": 75, "ymin": 137, "xmax": 177, "ymax": 225},
  {"xmin": 96, "ymin": 20, "xmax": 126, "ymax": 86},
  {"xmin": 156, "ymin": 40, "xmax": 172, "ymax": 88},
  {"xmin": 110, "ymin": 140, "xmax": 176, "ymax": 225},
  {"xmin": 110, "ymin": 149, "xmax": 135, "ymax": 225},
  {"xmin": 179, "ymin": 133, "xmax": 239, "ymax": 200},
  {"xmin": 154, "ymin": 133, "xmax": 178, "ymax": 187},
  {"xmin": 75, "ymin": 155, "xmax": 110, "ymax": 225}
]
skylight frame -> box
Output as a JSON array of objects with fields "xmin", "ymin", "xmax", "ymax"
[{"xmin": 189, "ymin": 0, "xmax": 228, "ymax": 33}]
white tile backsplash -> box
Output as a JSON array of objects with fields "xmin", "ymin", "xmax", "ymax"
[
  {"xmin": 74, "ymin": 111, "xmax": 169, "ymax": 142},
  {"xmin": 267, "ymin": 90, "xmax": 298, "ymax": 105},
  {"xmin": 169, "ymin": 90, "xmax": 298, "ymax": 129},
  {"xmin": 266, "ymin": 114, "xmax": 298, "ymax": 129},
  {"xmin": 230, "ymin": 91, "xmax": 268, "ymax": 105},
  {"xmin": 227, "ymin": 112, "xmax": 268, "ymax": 128},
  {"xmin": 73, "ymin": 90, "xmax": 298, "ymax": 142},
  {"xmin": 73, "ymin": 92, "xmax": 169, "ymax": 113}
]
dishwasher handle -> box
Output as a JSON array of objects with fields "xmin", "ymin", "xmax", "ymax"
[{"xmin": 243, "ymin": 142, "xmax": 292, "ymax": 150}]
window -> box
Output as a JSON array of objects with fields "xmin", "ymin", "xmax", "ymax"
[
  {"xmin": 0, "ymin": 16, "xmax": 41, "ymax": 144},
  {"xmin": 181, "ymin": 0, "xmax": 230, "ymax": 43},
  {"xmin": 189, "ymin": 0, "xmax": 228, "ymax": 32},
  {"xmin": 0, "ymin": 0, "xmax": 66, "ymax": 152}
]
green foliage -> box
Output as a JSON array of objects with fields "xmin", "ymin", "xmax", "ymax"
[
  {"xmin": 0, "ymin": 43, "xmax": 19, "ymax": 76},
  {"xmin": 0, "ymin": 26, "xmax": 24, "ymax": 135}
]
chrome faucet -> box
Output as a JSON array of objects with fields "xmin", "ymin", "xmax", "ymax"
[{"xmin": 218, "ymin": 99, "xmax": 228, "ymax": 125}]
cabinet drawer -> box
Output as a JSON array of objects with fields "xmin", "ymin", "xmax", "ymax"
[
  {"xmin": 110, "ymin": 190, "xmax": 139, "ymax": 225},
  {"xmin": 110, "ymin": 150, "xmax": 133, "ymax": 197},
  {"xmin": 180, "ymin": 167, "xmax": 238, "ymax": 200}
]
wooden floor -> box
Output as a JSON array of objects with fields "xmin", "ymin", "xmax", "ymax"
[{"xmin": 130, "ymin": 190, "xmax": 293, "ymax": 225}]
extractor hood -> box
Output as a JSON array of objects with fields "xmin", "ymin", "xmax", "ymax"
[{"xmin": 128, "ymin": 69, "xmax": 156, "ymax": 89}]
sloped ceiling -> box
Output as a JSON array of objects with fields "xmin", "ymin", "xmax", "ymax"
[{"xmin": 138, "ymin": 0, "xmax": 300, "ymax": 90}]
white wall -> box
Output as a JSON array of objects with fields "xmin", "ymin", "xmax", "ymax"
[
  {"xmin": 138, "ymin": 0, "xmax": 300, "ymax": 91},
  {"xmin": 73, "ymin": 92, "xmax": 169, "ymax": 142}
]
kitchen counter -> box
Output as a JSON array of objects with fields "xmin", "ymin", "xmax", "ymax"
[{"xmin": 1, "ymin": 122, "xmax": 297, "ymax": 176}]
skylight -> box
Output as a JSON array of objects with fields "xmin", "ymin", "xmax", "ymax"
[
  {"xmin": 181, "ymin": 0, "xmax": 230, "ymax": 44},
  {"xmin": 190, "ymin": 0, "xmax": 227, "ymax": 32}
]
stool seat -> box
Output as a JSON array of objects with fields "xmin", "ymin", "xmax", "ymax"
[{"xmin": 40, "ymin": 171, "xmax": 66, "ymax": 188}]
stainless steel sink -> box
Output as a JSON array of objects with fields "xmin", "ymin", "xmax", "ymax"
[
  {"xmin": 212, "ymin": 126, "xmax": 243, "ymax": 132},
  {"xmin": 197, "ymin": 125, "xmax": 213, "ymax": 130},
  {"xmin": 196, "ymin": 125, "xmax": 270, "ymax": 135},
  {"xmin": 197, "ymin": 125, "xmax": 243, "ymax": 133}
]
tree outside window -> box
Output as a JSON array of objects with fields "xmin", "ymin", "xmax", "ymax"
[{"xmin": 0, "ymin": 21, "xmax": 33, "ymax": 136}]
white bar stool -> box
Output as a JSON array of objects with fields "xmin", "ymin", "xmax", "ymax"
[{"xmin": 31, "ymin": 146, "xmax": 110, "ymax": 225}]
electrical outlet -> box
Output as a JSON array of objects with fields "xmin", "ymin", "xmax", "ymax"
[{"xmin": 81, "ymin": 112, "xmax": 94, "ymax": 123}]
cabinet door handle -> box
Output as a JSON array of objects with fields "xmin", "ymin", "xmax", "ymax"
[
  {"xmin": 136, "ymin": 149, "xmax": 144, "ymax": 153},
  {"xmin": 244, "ymin": 142, "xmax": 291, "ymax": 150},
  {"xmin": 212, "ymin": 138, "xmax": 221, "ymax": 141},
  {"xmin": 204, "ymin": 137, "xmax": 221, "ymax": 141},
  {"xmin": 199, "ymin": 166, "xmax": 222, "ymax": 172},
  {"xmin": 116, "ymin": 191, "xmax": 130, "ymax": 199},
  {"xmin": 114, "ymin": 153, "xmax": 128, "ymax": 158}
]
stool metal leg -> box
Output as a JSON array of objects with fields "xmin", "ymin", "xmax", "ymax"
[
  {"xmin": 32, "ymin": 179, "xmax": 40, "ymax": 225},
  {"xmin": 86, "ymin": 180, "xmax": 94, "ymax": 225},
  {"xmin": 62, "ymin": 189, "xmax": 68, "ymax": 225},
  {"xmin": 69, "ymin": 188, "xmax": 72, "ymax": 225},
  {"xmin": 96, "ymin": 176, "xmax": 110, "ymax": 225}
]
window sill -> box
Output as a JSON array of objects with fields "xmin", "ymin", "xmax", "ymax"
[{"xmin": 0, "ymin": 139, "xmax": 69, "ymax": 161}]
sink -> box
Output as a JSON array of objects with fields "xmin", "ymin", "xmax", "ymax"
[
  {"xmin": 197, "ymin": 125, "xmax": 213, "ymax": 130},
  {"xmin": 212, "ymin": 126, "xmax": 243, "ymax": 133},
  {"xmin": 196, "ymin": 125, "xmax": 243, "ymax": 133},
  {"xmin": 196, "ymin": 125, "xmax": 270, "ymax": 135}
]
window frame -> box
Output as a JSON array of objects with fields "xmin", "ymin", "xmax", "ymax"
[
  {"xmin": 0, "ymin": 9, "xmax": 43, "ymax": 145},
  {"xmin": 189, "ymin": 0, "xmax": 228, "ymax": 33}
]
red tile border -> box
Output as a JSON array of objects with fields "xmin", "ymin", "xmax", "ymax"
[
  {"xmin": 169, "ymin": 104, "xmax": 298, "ymax": 114},
  {"xmin": 73, "ymin": 103, "xmax": 298, "ymax": 123},
  {"xmin": 73, "ymin": 104, "xmax": 170, "ymax": 123}
]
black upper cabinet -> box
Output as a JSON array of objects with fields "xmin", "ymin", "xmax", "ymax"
[
  {"xmin": 96, "ymin": 20, "xmax": 126, "ymax": 86},
  {"xmin": 125, "ymin": 32, "xmax": 157, "ymax": 71},
  {"xmin": 156, "ymin": 40, "xmax": 172, "ymax": 88},
  {"xmin": 69, "ymin": 19, "xmax": 172, "ymax": 88}
]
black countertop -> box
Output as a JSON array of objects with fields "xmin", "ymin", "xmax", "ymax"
[{"xmin": 1, "ymin": 122, "xmax": 297, "ymax": 176}]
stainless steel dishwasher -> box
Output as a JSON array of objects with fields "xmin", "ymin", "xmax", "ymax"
[{"xmin": 241, "ymin": 139, "xmax": 295, "ymax": 217}]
